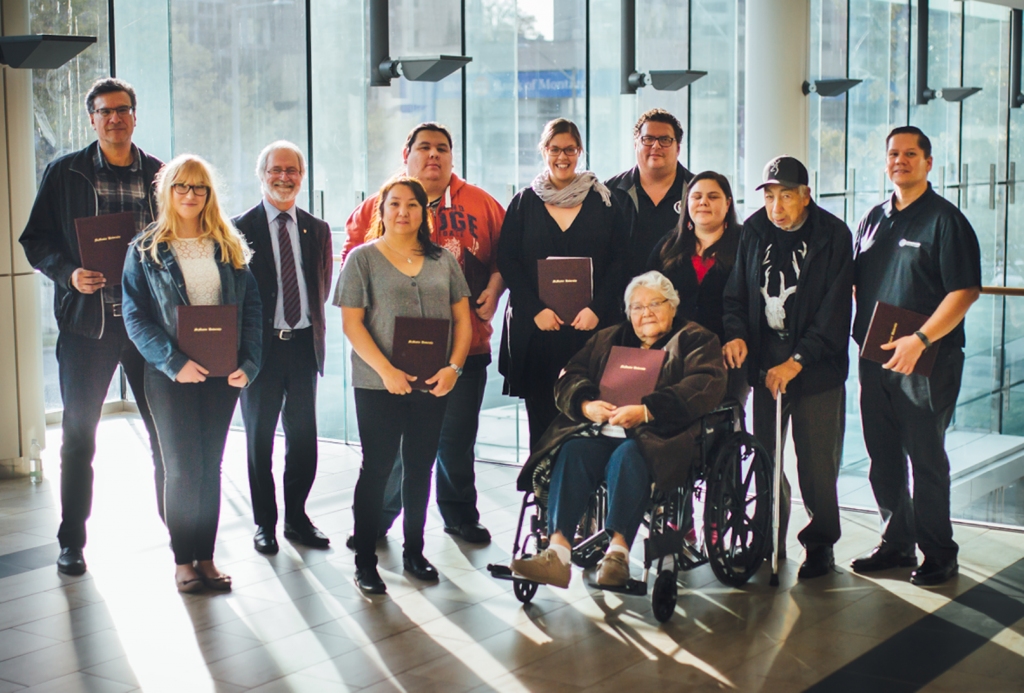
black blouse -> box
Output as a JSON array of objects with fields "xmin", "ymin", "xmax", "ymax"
[
  {"xmin": 647, "ymin": 227, "xmax": 740, "ymax": 343},
  {"xmin": 497, "ymin": 187, "xmax": 625, "ymax": 396}
]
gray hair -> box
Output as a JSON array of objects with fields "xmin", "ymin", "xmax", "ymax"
[
  {"xmin": 624, "ymin": 271, "xmax": 681, "ymax": 312},
  {"xmin": 255, "ymin": 140, "xmax": 307, "ymax": 179}
]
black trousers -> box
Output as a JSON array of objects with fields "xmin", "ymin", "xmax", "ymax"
[
  {"xmin": 145, "ymin": 366, "xmax": 239, "ymax": 565},
  {"xmin": 56, "ymin": 317, "xmax": 163, "ymax": 549},
  {"xmin": 239, "ymin": 328, "xmax": 318, "ymax": 530},
  {"xmin": 859, "ymin": 346, "xmax": 964, "ymax": 561},
  {"xmin": 753, "ymin": 383, "xmax": 845, "ymax": 550},
  {"xmin": 525, "ymin": 392, "xmax": 561, "ymax": 454},
  {"xmin": 379, "ymin": 365, "xmax": 488, "ymax": 530},
  {"xmin": 352, "ymin": 388, "xmax": 448, "ymax": 567}
]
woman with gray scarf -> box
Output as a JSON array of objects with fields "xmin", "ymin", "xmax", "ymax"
[{"xmin": 497, "ymin": 118, "xmax": 626, "ymax": 451}]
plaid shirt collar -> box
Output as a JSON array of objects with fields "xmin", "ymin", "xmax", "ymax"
[{"xmin": 92, "ymin": 142, "xmax": 142, "ymax": 174}]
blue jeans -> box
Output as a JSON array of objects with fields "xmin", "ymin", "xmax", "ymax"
[
  {"xmin": 380, "ymin": 366, "xmax": 487, "ymax": 530},
  {"xmin": 548, "ymin": 437, "xmax": 652, "ymax": 546}
]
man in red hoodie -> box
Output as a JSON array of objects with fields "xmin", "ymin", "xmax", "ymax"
[{"xmin": 343, "ymin": 122, "xmax": 506, "ymax": 544}]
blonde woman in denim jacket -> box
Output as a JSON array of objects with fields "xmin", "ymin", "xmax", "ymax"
[{"xmin": 123, "ymin": 154, "xmax": 262, "ymax": 593}]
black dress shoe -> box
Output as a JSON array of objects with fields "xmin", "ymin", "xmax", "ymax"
[
  {"xmin": 403, "ymin": 553, "xmax": 439, "ymax": 581},
  {"xmin": 444, "ymin": 522, "xmax": 491, "ymax": 544},
  {"xmin": 911, "ymin": 558, "xmax": 958, "ymax": 586},
  {"xmin": 354, "ymin": 567, "xmax": 387, "ymax": 594},
  {"xmin": 254, "ymin": 527, "xmax": 279, "ymax": 555},
  {"xmin": 851, "ymin": 543, "xmax": 917, "ymax": 573},
  {"xmin": 798, "ymin": 545, "xmax": 835, "ymax": 579},
  {"xmin": 57, "ymin": 547, "xmax": 87, "ymax": 576},
  {"xmin": 284, "ymin": 521, "xmax": 330, "ymax": 548}
]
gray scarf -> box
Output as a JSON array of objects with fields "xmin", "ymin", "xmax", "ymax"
[{"xmin": 531, "ymin": 170, "xmax": 613, "ymax": 208}]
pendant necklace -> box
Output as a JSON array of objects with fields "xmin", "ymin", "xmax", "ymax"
[{"xmin": 383, "ymin": 236, "xmax": 415, "ymax": 264}]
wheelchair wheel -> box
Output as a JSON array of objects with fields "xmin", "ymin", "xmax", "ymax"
[
  {"xmin": 703, "ymin": 431, "xmax": 772, "ymax": 587},
  {"xmin": 652, "ymin": 570, "xmax": 677, "ymax": 623},
  {"xmin": 513, "ymin": 578, "xmax": 538, "ymax": 604}
]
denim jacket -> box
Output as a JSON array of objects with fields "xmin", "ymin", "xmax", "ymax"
[{"xmin": 122, "ymin": 236, "xmax": 263, "ymax": 383}]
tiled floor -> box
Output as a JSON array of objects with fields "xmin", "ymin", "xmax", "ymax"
[{"xmin": 1, "ymin": 413, "xmax": 1023, "ymax": 692}]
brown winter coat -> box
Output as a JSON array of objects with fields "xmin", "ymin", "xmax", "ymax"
[{"xmin": 516, "ymin": 319, "xmax": 727, "ymax": 494}]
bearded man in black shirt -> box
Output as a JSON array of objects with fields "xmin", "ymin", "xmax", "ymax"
[
  {"xmin": 723, "ymin": 156, "xmax": 852, "ymax": 580},
  {"xmin": 850, "ymin": 126, "xmax": 981, "ymax": 586}
]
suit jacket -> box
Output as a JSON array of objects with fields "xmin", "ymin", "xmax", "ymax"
[{"xmin": 233, "ymin": 202, "xmax": 333, "ymax": 375}]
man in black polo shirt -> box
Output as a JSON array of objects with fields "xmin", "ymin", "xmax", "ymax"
[
  {"xmin": 850, "ymin": 126, "xmax": 981, "ymax": 586},
  {"xmin": 606, "ymin": 108, "xmax": 693, "ymax": 286},
  {"xmin": 723, "ymin": 156, "xmax": 852, "ymax": 579}
]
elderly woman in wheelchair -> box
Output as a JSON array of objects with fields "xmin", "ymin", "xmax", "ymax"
[{"xmin": 510, "ymin": 271, "xmax": 727, "ymax": 588}]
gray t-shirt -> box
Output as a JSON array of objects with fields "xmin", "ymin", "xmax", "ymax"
[{"xmin": 333, "ymin": 242, "xmax": 471, "ymax": 389}]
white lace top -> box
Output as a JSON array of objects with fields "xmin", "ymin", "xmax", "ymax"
[{"xmin": 171, "ymin": 237, "xmax": 222, "ymax": 306}]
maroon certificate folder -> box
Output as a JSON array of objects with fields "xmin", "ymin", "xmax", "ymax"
[
  {"xmin": 860, "ymin": 301, "xmax": 937, "ymax": 377},
  {"xmin": 463, "ymin": 250, "xmax": 489, "ymax": 305},
  {"xmin": 599, "ymin": 346, "xmax": 667, "ymax": 407},
  {"xmin": 74, "ymin": 212, "xmax": 135, "ymax": 285},
  {"xmin": 176, "ymin": 305, "xmax": 238, "ymax": 377},
  {"xmin": 538, "ymin": 257, "xmax": 593, "ymax": 323},
  {"xmin": 392, "ymin": 317, "xmax": 450, "ymax": 390}
]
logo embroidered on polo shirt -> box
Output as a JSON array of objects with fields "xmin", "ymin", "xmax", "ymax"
[{"xmin": 674, "ymin": 200, "xmax": 682, "ymax": 214}]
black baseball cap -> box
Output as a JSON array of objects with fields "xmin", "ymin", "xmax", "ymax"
[{"xmin": 756, "ymin": 156, "xmax": 809, "ymax": 190}]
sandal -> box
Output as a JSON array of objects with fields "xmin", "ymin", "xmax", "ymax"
[
  {"xmin": 176, "ymin": 575, "xmax": 205, "ymax": 594},
  {"xmin": 194, "ymin": 566, "xmax": 232, "ymax": 591}
]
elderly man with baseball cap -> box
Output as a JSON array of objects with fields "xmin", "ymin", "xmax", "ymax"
[{"xmin": 722, "ymin": 156, "xmax": 853, "ymax": 579}]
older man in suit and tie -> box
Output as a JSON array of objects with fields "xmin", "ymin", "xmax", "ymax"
[{"xmin": 234, "ymin": 140, "xmax": 334, "ymax": 554}]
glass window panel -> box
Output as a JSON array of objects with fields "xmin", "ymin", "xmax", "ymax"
[
  {"xmin": 366, "ymin": 0, "xmax": 462, "ymax": 191},
  {"xmin": 465, "ymin": 0, "xmax": 518, "ymax": 201},
  {"xmin": 115, "ymin": 1, "xmax": 173, "ymax": 162},
  {"xmin": 908, "ymin": 0, "xmax": 961, "ymax": 178},
  {"xmin": 30, "ymin": 0, "xmax": 112, "ymax": 411},
  {"xmin": 848, "ymin": 0, "xmax": 909, "ymax": 198},
  {"xmin": 960, "ymin": 3, "xmax": 1009, "ymax": 180},
  {"xmin": 689, "ymin": 0, "xmax": 740, "ymax": 188},
  {"xmin": 168, "ymin": 1, "xmax": 309, "ymax": 214},
  {"xmin": 587, "ymin": 0, "xmax": 636, "ymax": 181},
  {"xmin": 635, "ymin": 0, "xmax": 689, "ymax": 176},
  {"xmin": 809, "ymin": 0, "xmax": 849, "ymax": 196}
]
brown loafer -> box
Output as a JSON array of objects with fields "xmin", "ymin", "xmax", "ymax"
[
  {"xmin": 511, "ymin": 548, "xmax": 571, "ymax": 588},
  {"xmin": 596, "ymin": 552, "xmax": 631, "ymax": 587}
]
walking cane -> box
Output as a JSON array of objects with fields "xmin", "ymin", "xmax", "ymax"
[{"xmin": 770, "ymin": 391, "xmax": 783, "ymax": 587}]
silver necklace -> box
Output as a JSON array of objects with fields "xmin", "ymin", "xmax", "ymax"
[{"xmin": 382, "ymin": 236, "xmax": 415, "ymax": 264}]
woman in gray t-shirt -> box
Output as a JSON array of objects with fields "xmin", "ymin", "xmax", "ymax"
[{"xmin": 334, "ymin": 176, "xmax": 471, "ymax": 595}]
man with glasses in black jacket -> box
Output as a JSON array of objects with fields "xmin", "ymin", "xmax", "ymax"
[{"xmin": 20, "ymin": 78, "xmax": 164, "ymax": 576}]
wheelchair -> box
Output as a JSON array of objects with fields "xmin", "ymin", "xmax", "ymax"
[{"xmin": 487, "ymin": 400, "xmax": 774, "ymax": 623}]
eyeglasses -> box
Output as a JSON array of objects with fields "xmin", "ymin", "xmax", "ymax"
[
  {"xmin": 628, "ymin": 298, "xmax": 671, "ymax": 315},
  {"xmin": 266, "ymin": 167, "xmax": 302, "ymax": 178},
  {"xmin": 171, "ymin": 183, "xmax": 210, "ymax": 197},
  {"xmin": 639, "ymin": 135, "xmax": 677, "ymax": 148},
  {"xmin": 546, "ymin": 146, "xmax": 580, "ymax": 157},
  {"xmin": 92, "ymin": 106, "xmax": 134, "ymax": 119}
]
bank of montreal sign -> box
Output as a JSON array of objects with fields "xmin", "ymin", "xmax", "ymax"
[{"xmin": 419, "ymin": 70, "xmax": 586, "ymax": 99}]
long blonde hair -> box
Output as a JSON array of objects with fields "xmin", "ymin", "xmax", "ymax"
[{"xmin": 137, "ymin": 154, "xmax": 251, "ymax": 269}]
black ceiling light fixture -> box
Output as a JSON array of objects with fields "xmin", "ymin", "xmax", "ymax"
[
  {"xmin": 916, "ymin": 0, "xmax": 981, "ymax": 104},
  {"xmin": 0, "ymin": 34, "xmax": 95, "ymax": 69},
  {"xmin": 1010, "ymin": 9, "xmax": 1024, "ymax": 107},
  {"xmin": 801, "ymin": 79, "xmax": 862, "ymax": 97},
  {"xmin": 369, "ymin": 0, "xmax": 471, "ymax": 86},
  {"xmin": 620, "ymin": 0, "xmax": 705, "ymax": 94}
]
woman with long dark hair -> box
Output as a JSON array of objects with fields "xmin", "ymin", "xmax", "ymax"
[
  {"xmin": 336, "ymin": 175, "xmax": 472, "ymax": 595},
  {"xmin": 122, "ymin": 154, "xmax": 262, "ymax": 593},
  {"xmin": 648, "ymin": 170, "xmax": 741, "ymax": 343},
  {"xmin": 497, "ymin": 118, "xmax": 624, "ymax": 451}
]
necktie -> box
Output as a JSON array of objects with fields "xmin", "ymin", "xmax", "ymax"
[{"xmin": 276, "ymin": 212, "xmax": 301, "ymax": 328}]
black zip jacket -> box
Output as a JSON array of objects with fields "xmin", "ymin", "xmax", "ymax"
[
  {"xmin": 19, "ymin": 142, "xmax": 162, "ymax": 339},
  {"xmin": 722, "ymin": 200, "xmax": 853, "ymax": 395}
]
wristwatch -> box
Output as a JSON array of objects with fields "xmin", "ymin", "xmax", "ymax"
[
  {"xmin": 449, "ymin": 363, "xmax": 464, "ymax": 377},
  {"xmin": 792, "ymin": 353, "xmax": 804, "ymax": 364}
]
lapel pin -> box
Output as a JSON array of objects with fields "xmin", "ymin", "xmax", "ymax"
[{"xmin": 303, "ymin": 228, "xmax": 307, "ymax": 234}]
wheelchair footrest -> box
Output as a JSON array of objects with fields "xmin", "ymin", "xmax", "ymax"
[
  {"xmin": 587, "ymin": 578, "xmax": 648, "ymax": 596},
  {"xmin": 488, "ymin": 563, "xmax": 517, "ymax": 581}
]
